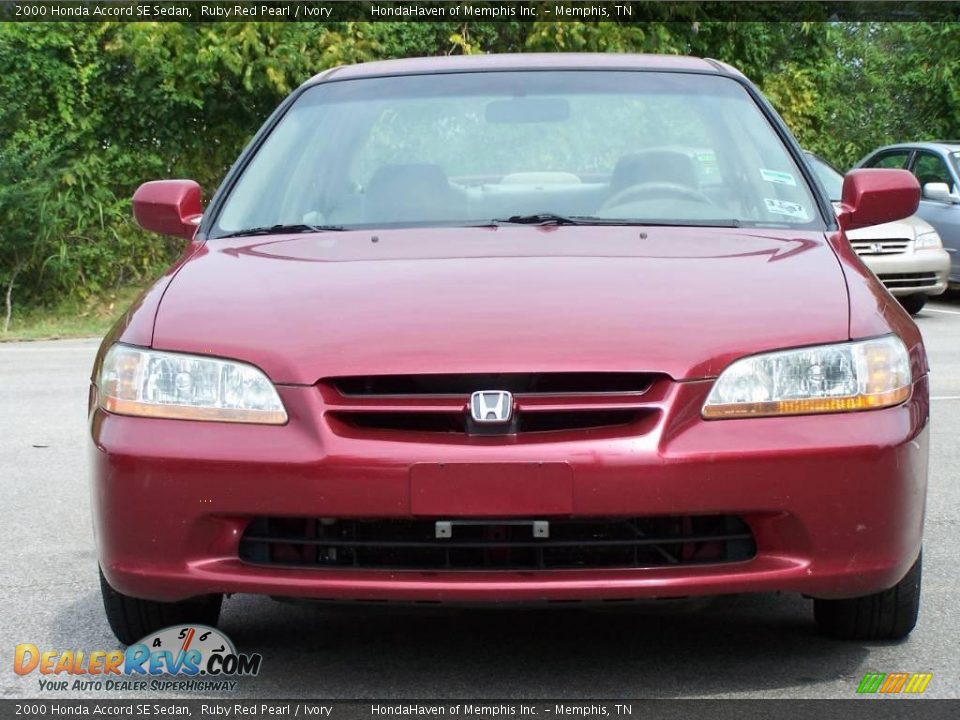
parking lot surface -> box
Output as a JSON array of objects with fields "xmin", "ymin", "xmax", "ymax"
[{"xmin": 2, "ymin": 299, "xmax": 959, "ymax": 699}]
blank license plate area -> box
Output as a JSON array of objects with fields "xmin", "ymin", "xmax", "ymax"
[{"xmin": 409, "ymin": 462, "xmax": 573, "ymax": 516}]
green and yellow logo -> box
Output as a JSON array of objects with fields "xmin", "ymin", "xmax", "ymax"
[{"xmin": 857, "ymin": 672, "xmax": 932, "ymax": 694}]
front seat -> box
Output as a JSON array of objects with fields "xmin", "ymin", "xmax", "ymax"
[
  {"xmin": 609, "ymin": 150, "xmax": 699, "ymax": 195},
  {"xmin": 364, "ymin": 163, "xmax": 465, "ymax": 224}
]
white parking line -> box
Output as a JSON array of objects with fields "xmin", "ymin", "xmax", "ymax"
[
  {"xmin": 932, "ymin": 396, "xmax": 960, "ymax": 401},
  {"xmin": 926, "ymin": 307, "xmax": 960, "ymax": 316}
]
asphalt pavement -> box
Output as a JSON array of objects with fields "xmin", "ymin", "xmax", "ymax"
[{"xmin": 2, "ymin": 298, "xmax": 959, "ymax": 700}]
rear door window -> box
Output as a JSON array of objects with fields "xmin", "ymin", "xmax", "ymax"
[{"xmin": 865, "ymin": 150, "xmax": 911, "ymax": 169}]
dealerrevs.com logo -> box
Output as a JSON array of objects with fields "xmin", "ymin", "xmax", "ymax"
[{"xmin": 14, "ymin": 625, "xmax": 262, "ymax": 693}]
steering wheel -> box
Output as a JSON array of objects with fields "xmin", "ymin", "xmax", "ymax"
[{"xmin": 601, "ymin": 181, "xmax": 715, "ymax": 211}]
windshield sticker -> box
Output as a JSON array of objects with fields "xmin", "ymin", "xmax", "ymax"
[
  {"xmin": 695, "ymin": 151, "xmax": 721, "ymax": 182},
  {"xmin": 760, "ymin": 168, "xmax": 797, "ymax": 187},
  {"xmin": 764, "ymin": 198, "xmax": 808, "ymax": 219}
]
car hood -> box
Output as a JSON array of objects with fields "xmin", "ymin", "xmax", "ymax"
[
  {"xmin": 153, "ymin": 226, "xmax": 849, "ymax": 384},
  {"xmin": 845, "ymin": 216, "xmax": 929, "ymax": 242}
]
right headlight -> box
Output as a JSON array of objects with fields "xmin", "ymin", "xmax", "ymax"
[
  {"xmin": 702, "ymin": 335, "xmax": 911, "ymax": 419},
  {"xmin": 915, "ymin": 229, "xmax": 943, "ymax": 249},
  {"xmin": 98, "ymin": 344, "xmax": 288, "ymax": 424}
]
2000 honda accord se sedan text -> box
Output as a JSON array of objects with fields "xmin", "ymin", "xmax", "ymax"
[{"xmin": 91, "ymin": 54, "xmax": 929, "ymax": 644}]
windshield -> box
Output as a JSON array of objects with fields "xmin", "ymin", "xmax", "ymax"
[
  {"xmin": 214, "ymin": 71, "xmax": 824, "ymax": 236},
  {"xmin": 805, "ymin": 153, "xmax": 844, "ymax": 202}
]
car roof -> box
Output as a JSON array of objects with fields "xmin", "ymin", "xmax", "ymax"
[
  {"xmin": 305, "ymin": 53, "xmax": 741, "ymax": 86},
  {"xmin": 871, "ymin": 141, "xmax": 960, "ymax": 155}
]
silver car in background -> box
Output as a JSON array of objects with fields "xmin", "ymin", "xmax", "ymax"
[
  {"xmin": 856, "ymin": 141, "xmax": 960, "ymax": 288},
  {"xmin": 807, "ymin": 152, "xmax": 950, "ymax": 315}
]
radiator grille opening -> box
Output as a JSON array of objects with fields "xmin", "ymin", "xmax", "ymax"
[
  {"xmin": 851, "ymin": 239, "xmax": 910, "ymax": 256},
  {"xmin": 239, "ymin": 515, "xmax": 756, "ymax": 571},
  {"xmin": 331, "ymin": 372, "xmax": 655, "ymax": 397},
  {"xmin": 323, "ymin": 372, "xmax": 665, "ymax": 437}
]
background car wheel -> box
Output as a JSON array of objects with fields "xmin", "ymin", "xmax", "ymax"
[
  {"xmin": 813, "ymin": 552, "xmax": 921, "ymax": 640},
  {"xmin": 99, "ymin": 568, "xmax": 223, "ymax": 645},
  {"xmin": 899, "ymin": 294, "xmax": 928, "ymax": 315}
]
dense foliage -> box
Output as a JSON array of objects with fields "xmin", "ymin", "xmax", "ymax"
[{"xmin": 1, "ymin": 21, "xmax": 958, "ymax": 325}]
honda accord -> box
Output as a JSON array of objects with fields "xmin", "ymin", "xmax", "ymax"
[{"xmin": 91, "ymin": 54, "xmax": 928, "ymax": 643}]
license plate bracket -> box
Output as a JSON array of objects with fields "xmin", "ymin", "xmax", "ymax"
[{"xmin": 433, "ymin": 519, "xmax": 550, "ymax": 538}]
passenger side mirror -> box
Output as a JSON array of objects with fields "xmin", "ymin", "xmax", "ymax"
[
  {"xmin": 132, "ymin": 180, "xmax": 203, "ymax": 239},
  {"xmin": 838, "ymin": 169, "xmax": 920, "ymax": 231},
  {"xmin": 922, "ymin": 182, "xmax": 955, "ymax": 203}
]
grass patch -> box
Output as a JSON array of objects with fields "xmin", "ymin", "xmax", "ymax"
[{"xmin": 1, "ymin": 284, "xmax": 148, "ymax": 342}]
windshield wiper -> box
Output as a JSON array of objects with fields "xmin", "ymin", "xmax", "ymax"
[
  {"xmin": 217, "ymin": 223, "xmax": 345, "ymax": 238},
  {"xmin": 492, "ymin": 213, "xmax": 584, "ymax": 226},
  {"xmin": 491, "ymin": 214, "xmax": 741, "ymax": 228}
]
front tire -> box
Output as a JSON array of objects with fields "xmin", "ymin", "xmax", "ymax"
[
  {"xmin": 814, "ymin": 552, "xmax": 921, "ymax": 640},
  {"xmin": 899, "ymin": 294, "xmax": 928, "ymax": 316},
  {"xmin": 99, "ymin": 568, "xmax": 223, "ymax": 645}
]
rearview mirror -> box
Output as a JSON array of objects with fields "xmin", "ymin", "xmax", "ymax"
[
  {"xmin": 485, "ymin": 97, "xmax": 570, "ymax": 124},
  {"xmin": 923, "ymin": 182, "xmax": 954, "ymax": 203},
  {"xmin": 838, "ymin": 169, "xmax": 919, "ymax": 231},
  {"xmin": 132, "ymin": 180, "xmax": 203, "ymax": 239}
]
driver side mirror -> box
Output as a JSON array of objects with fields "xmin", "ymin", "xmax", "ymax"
[
  {"xmin": 923, "ymin": 182, "xmax": 955, "ymax": 203},
  {"xmin": 132, "ymin": 180, "xmax": 203, "ymax": 239},
  {"xmin": 838, "ymin": 169, "xmax": 920, "ymax": 231}
]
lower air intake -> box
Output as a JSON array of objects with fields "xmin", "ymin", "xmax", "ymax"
[{"xmin": 239, "ymin": 515, "xmax": 756, "ymax": 571}]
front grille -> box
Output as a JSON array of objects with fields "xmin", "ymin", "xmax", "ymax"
[
  {"xmin": 877, "ymin": 272, "xmax": 938, "ymax": 289},
  {"xmin": 851, "ymin": 239, "xmax": 910, "ymax": 256},
  {"xmin": 239, "ymin": 516, "xmax": 756, "ymax": 571},
  {"xmin": 321, "ymin": 372, "xmax": 666, "ymax": 437}
]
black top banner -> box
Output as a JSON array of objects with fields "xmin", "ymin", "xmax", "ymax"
[{"xmin": 4, "ymin": 1, "xmax": 960, "ymax": 23}]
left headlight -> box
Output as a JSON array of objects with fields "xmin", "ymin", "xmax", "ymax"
[
  {"xmin": 702, "ymin": 335, "xmax": 911, "ymax": 419},
  {"xmin": 98, "ymin": 345, "xmax": 287, "ymax": 424}
]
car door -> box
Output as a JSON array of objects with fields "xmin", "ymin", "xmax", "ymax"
[{"xmin": 909, "ymin": 150, "xmax": 960, "ymax": 283}]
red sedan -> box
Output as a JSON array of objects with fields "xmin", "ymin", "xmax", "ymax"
[{"xmin": 91, "ymin": 54, "xmax": 927, "ymax": 644}]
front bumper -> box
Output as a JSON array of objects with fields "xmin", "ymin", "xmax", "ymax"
[
  {"xmin": 861, "ymin": 249, "xmax": 950, "ymax": 296},
  {"xmin": 91, "ymin": 377, "xmax": 929, "ymax": 603}
]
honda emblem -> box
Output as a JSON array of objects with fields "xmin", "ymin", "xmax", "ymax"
[{"xmin": 470, "ymin": 391, "xmax": 513, "ymax": 423}]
